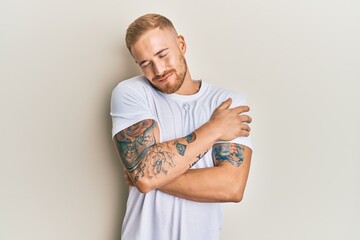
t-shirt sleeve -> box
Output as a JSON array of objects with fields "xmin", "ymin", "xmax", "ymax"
[
  {"xmin": 110, "ymin": 82, "xmax": 156, "ymax": 138},
  {"xmin": 215, "ymin": 92, "xmax": 253, "ymax": 151}
]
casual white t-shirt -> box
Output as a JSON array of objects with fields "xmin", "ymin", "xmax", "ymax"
[{"xmin": 110, "ymin": 75, "xmax": 252, "ymax": 240}]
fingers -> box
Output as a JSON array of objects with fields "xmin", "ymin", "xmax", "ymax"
[
  {"xmin": 239, "ymin": 114, "xmax": 252, "ymax": 124},
  {"xmin": 217, "ymin": 98, "xmax": 232, "ymax": 110},
  {"xmin": 241, "ymin": 123, "xmax": 251, "ymax": 132},
  {"xmin": 232, "ymin": 105, "xmax": 250, "ymax": 114},
  {"xmin": 241, "ymin": 130, "xmax": 250, "ymax": 137},
  {"xmin": 240, "ymin": 124, "xmax": 251, "ymax": 137}
]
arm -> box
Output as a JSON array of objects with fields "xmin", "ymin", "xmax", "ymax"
[
  {"xmin": 158, "ymin": 143, "xmax": 252, "ymax": 203},
  {"xmin": 113, "ymin": 98, "xmax": 251, "ymax": 194},
  {"xmin": 114, "ymin": 119, "xmax": 219, "ymax": 193}
]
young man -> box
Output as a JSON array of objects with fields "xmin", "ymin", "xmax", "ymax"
[{"xmin": 111, "ymin": 13, "xmax": 253, "ymax": 240}]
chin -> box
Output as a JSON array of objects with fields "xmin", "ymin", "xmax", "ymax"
[
  {"xmin": 147, "ymin": 74, "xmax": 184, "ymax": 94},
  {"xmin": 164, "ymin": 81, "xmax": 183, "ymax": 94},
  {"xmin": 159, "ymin": 85, "xmax": 177, "ymax": 94}
]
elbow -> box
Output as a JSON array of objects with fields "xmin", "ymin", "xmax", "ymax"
[
  {"xmin": 219, "ymin": 184, "xmax": 244, "ymax": 202},
  {"xmin": 134, "ymin": 178, "xmax": 155, "ymax": 194},
  {"xmin": 227, "ymin": 174, "xmax": 247, "ymax": 203},
  {"xmin": 232, "ymin": 192, "xmax": 243, "ymax": 203},
  {"xmin": 221, "ymin": 187, "xmax": 243, "ymax": 203},
  {"xmin": 228, "ymin": 184, "xmax": 245, "ymax": 203},
  {"xmin": 136, "ymin": 185, "xmax": 151, "ymax": 194}
]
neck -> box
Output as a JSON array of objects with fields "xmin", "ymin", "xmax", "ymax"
[{"xmin": 175, "ymin": 71, "xmax": 201, "ymax": 95}]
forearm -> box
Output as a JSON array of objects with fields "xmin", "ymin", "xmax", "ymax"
[
  {"xmin": 124, "ymin": 122, "xmax": 218, "ymax": 193},
  {"xmin": 159, "ymin": 147, "xmax": 252, "ymax": 202},
  {"xmin": 159, "ymin": 167, "xmax": 236, "ymax": 202}
]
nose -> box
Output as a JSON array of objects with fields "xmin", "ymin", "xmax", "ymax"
[{"xmin": 152, "ymin": 61, "xmax": 165, "ymax": 76}]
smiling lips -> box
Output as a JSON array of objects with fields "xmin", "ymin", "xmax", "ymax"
[
  {"xmin": 158, "ymin": 72, "xmax": 174, "ymax": 83},
  {"xmin": 156, "ymin": 71, "xmax": 174, "ymax": 83}
]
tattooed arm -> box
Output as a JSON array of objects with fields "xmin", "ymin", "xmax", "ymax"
[
  {"xmin": 113, "ymin": 119, "xmax": 220, "ymax": 193},
  {"xmin": 158, "ymin": 143, "xmax": 252, "ymax": 202},
  {"xmin": 113, "ymin": 98, "xmax": 251, "ymax": 194}
]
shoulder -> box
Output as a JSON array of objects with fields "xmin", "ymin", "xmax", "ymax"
[
  {"xmin": 111, "ymin": 75, "xmax": 158, "ymax": 103},
  {"xmin": 112, "ymin": 75, "xmax": 150, "ymax": 94},
  {"xmin": 204, "ymin": 81, "xmax": 248, "ymax": 105},
  {"xmin": 110, "ymin": 75, "xmax": 157, "ymax": 109}
]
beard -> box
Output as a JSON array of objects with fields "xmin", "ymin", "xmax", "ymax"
[{"xmin": 148, "ymin": 55, "xmax": 188, "ymax": 94}]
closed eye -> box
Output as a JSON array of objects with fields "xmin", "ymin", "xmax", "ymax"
[
  {"xmin": 140, "ymin": 61, "xmax": 151, "ymax": 68},
  {"xmin": 156, "ymin": 48, "xmax": 169, "ymax": 58},
  {"xmin": 159, "ymin": 52, "xmax": 168, "ymax": 58}
]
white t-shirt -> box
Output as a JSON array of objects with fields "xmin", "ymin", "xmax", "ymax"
[{"xmin": 110, "ymin": 75, "xmax": 252, "ymax": 240}]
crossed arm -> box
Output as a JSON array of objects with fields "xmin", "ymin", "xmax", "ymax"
[
  {"xmin": 159, "ymin": 143, "xmax": 252, "ymax": 202},
  {"xmin": 113, "ymin": 119, "xmax": 220, "ymax": 193},
  {"xmin": 113, "ymin": 118, "xmax": 252, "ymax": 202}
]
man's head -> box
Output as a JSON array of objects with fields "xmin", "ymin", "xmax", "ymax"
[
  {"xmin": 126, "ymin": 14, "xmax": 177, "ymax": 53},
  {"xmin": 125, "ymin": 14, "xmax": 189, "ymax": 94}
]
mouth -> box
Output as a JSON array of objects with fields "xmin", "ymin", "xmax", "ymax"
[{"xmin": 158, "ymin": 72, "xmax": 173, "ymax": 83}]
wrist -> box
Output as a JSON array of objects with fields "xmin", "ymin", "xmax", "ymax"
[{"xmin": 204, "ymin": 120, "xmax": 222, "ymax": 142}]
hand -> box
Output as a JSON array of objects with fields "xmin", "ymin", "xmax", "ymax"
[{"xmin": 209, "ymin": 98, "xmax": 252, "ymax": 141}]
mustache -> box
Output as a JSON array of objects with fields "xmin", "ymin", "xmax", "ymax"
[{"xmin": 153, "ymin": 69, "xmax": 176, "ymax": 81}]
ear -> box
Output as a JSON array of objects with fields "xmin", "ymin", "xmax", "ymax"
[{"xmin": 177, "ymin": 35, "xmax": 187, "ymax": 54}]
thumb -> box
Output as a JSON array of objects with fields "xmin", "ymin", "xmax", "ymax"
[{"xmin": 217, "ymin": 98, "xmax": 232, "ymax": 110}]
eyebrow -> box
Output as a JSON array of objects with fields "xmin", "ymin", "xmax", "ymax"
[{"xmin": 139, "ymin": 48, "xmax": 169, "ymax": 66}]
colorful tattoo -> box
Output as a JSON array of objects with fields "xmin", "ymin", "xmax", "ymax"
[
  {"xmin": 185, "ymin": 132, "xmax": 196, "ymax": 144},
  {"xmin": 212, "ymin": 143, "xmax": 244, "ymax": 167},
  {"xmin": 114, "ymin": 121, "xmax": 202, "ymax": 183},
  {"xmin": 114, "ymin": 119, "xmax": 156, "ymax": 172},
  {"xmin": 114, "ymin": 119, "xmax": 175, "ymax": 183},
  {"xmin": 174, "ymin": 141, "xmax": 187, "ymax": 156}
]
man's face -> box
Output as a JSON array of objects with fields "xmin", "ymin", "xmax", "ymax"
[{"xmin": 131, "ymin": 28, "xmax": 188, "ymax": 94}]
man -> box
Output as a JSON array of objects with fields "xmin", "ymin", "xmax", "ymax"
[{"xmin": 110, "ymin": 13, "xmax": 253, "ymax": 240}]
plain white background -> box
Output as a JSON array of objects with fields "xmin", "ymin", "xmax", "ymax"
[{"xmin": 1, "ymin": 0, "xmax": 359, "ymax": 239}]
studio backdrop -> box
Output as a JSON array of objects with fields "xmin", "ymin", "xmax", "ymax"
[{"xmin": 1, "ymin": 0, "xmax": 359, "ymax": 239}]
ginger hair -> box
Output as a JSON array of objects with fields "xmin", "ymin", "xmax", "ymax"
[{"xmin": 125, "ymin": 14, "xmax": 177, "ymax": 53}]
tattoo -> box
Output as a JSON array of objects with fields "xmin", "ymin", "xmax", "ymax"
[
  {"xmin": 189, "ymin": 161, "xmax": 197, "ymax": 168},
  {"xmin": 174, "ymin": 141, "xmax": 187, "ymax": 156},
  {"xmin": 173, "ymin": 132, "xmax": 197, "ymax": 157},
  {"xmin": 114, "ymin": 119, "xmax": 156, "ymax": 172},
  {"xmin": 141, "ymin": 143, "xmax": 175, "ymax": 178},
  {"xmin": 114, "ymin": 120, "xmax": 175, "ymax": 183},
  {"xmin": 212, "ymin": 143, "xmax": 244, "ymax": 167},
  {"xmin": 114, "ymin": 122, "xmax": 200, "ymax": 183},
  {"xmin": 185, "ymin": 132, "xmax": 196, "ymax": 143},
  {"xmin": 133, "ymin": 162, "xmax": 146, "ymax": 182},
  {"xmin": 189, "ymin": 149, "xmax": 208, "ymax": 168}
]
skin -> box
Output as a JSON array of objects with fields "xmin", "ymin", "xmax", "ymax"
[
  {"xmin": 131, "ymin": 27, "xmax": 200, "ymax": 95},
  {"xmin": 114, "ymin": 27, "xmax": 252, "ymax": 201}
]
